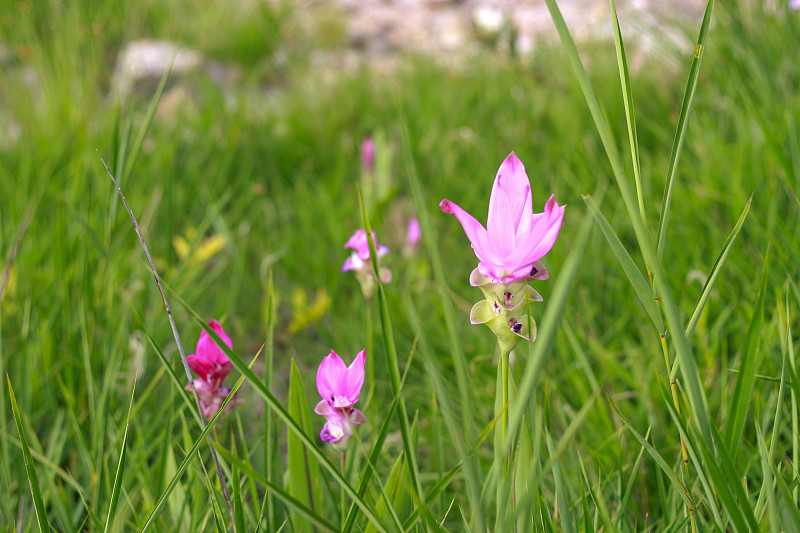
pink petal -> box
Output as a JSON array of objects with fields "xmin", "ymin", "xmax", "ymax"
[
  {"xmin": 487, "ymin": 152, "xmax": 533, "ymax": 257},
  {"xmin": 187, "ymin": 355, "xmax": 215, "ymax": 380},
  {"xmin": 439, "ymin": 199, "xmax": 496, "ymax": 263},
  {"xmin": 316, "ymin": 350, "xmax": 347, "ymax": 402},
  {"xmin": 341, "ymin": 254, "xmax": 361, "ymax": 272},
  {"xmin": 196, "ymin": 320, "xmax": 233, "ymax": 366},
  {"xmin": 504, "ymin": 195, "xmax": 564, "ymax": 271},
  {"xmin": 344, "ymin": 349, "xmax": 366, "ymax": 403},
  {"xmin": 406, "ymin": 217, "xmax": 421, "ymax": 247},
  {"xmin": 314, "ymin": 399, "xmax": 335, "ymax": 416},
  {"xmin": 349, "ymin": 408, "xmax": 366, "ymax": 426}
]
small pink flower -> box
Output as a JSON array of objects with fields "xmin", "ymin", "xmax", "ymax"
[
  {"xmin": 361, "ymin": 137, "xmax": 375, "ymax": 172},
  {"xmin": 342, "ymin": 230, "xmax": 391, "ymax": 293},
  {"xmin": 314, "ymin": 350, "xmax": 367, "ymax": 447},
  {"xmin": 185, "ymin": 320, "xmax": 240, "ymax": 419},
  {"xmin": 186, "ymin": 319, "xmax": 233, "ymax": 388},
  {"xmin": 341, "ymin": 230, "xmax": 389, "ymax": 272},
  {"xmin": 406, "ymin": 217, "xmax": 421, "ymax": 249},
  {"xmin": 440, "ymin": 152, "xmax": 564, "ymax": 284}
]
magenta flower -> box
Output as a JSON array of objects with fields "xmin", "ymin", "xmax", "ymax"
[
  {"xmin": 186, "ymin": 319, "xmax": 233, "ymax": 388},
  {"xmin": 361, "ymin": 137, "xmax": 375, "ymax": 172},
  {"xmin": 314, "ymin": 349, "xmax": 367, "ymax": 447},
  {"xmin": 439, "ymin": 152, "xmax": 564, "ymax": 284},
  {"xmin": 341, "ymin": 230, "xmax": 389, "ymax": 274},
  {"xmin": 342, "ymin": 229, "xmax": 391, "ymax": 297},
  {"xmin": 406, "ymin": 217, "xmax": 421, "ymax": 248},
  {"xmin": 185, "ymin": 319, "xmax": 240, "ymax": 419}
]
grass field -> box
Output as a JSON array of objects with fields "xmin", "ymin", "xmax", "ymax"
[{"xmin": 2, "ymin": 0, "xmax": 800, "ymax": 531}]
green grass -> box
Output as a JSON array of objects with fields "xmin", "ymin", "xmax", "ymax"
[{"xmin": 1, "ymin": 0, "xmax": 800, "ymax": 530}]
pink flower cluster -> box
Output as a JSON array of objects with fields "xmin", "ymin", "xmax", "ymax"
[
  {"xmin": 186, "ymin": 319, "xmax": 241, "ymax": 419},
  {"xmin": 314, "ymin": 350, "xmax": 367, "ymax": 449}
]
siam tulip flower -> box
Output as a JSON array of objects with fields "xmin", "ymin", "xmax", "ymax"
[
  {"xmin": 406, "ymin": 217, "xmax": 421, "ymax": 249},
  {"xmin": 185, "ymin": 319, "xmax": 241, "ymax": 419},
  {"xmin": 314, "ymin": 350, "xmax": 367, "ymax": 449},
  {"xmin": 791, "ymin": 0, "xmax": 800, "ymax": 11},
  {"xmin": 440, "ymin": 152, "xmax": 564, "ymax": 352},
  {"xmin": 187, "ymin": 319, "xmax": 234, "ymax": 389},
  {"xmin": 361, "ymin": 137, "xmax": 375, "ymax": 173},
  {"xmin": 439, "ymin": 152, "xmax": 564, "ymax": 285},
  {"xmin": 342, "ymin": 229, "xmax": 391, "ymax": 297}
]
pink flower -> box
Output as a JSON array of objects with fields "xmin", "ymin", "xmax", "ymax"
[
  {"xmin": 439, "ymin": 152, "xmax": 564, "ymax": 284},
  {"xmin": 186, "ymin": 319, "xmax": 233, "ymax": 388},
  {"xmin": 341, "ymin": 230, "xmax": 389, "ymax": 273},
  {"xmin": 185, "ymin": 320, "xmax": 240, "ymax": 419},
  {"xmin": 341, "ymin": 230, "xmax": 391, "ymax": 296},
  {"xmin": 314, "ymin": 350, "xmax": 367, "ymax": 446},
  {"xmin": 361, "ymin": 137, "xmax": 375, "ymax": 172},
  {"xmin": 406, "ymin": 217, "xmax": 421, "ymax": 249}
]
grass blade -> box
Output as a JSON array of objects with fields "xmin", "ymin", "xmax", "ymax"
[
  {"xmin": 401, "ymin": 117, "xmax": 484, "ymax": 528},
  {"xmin": 103, "ymin": 378, "xmax": 137, "ymax": 532},
  {"xmin": 583, "ymin": 194, "xmax": 663, "ymax": 332},
  {"xmin": 724, "ymin": 252, "xmax": 766, "ymax": 453},
  {"xmin": 656, "ymin": 0, "xmax": 715, "ymax": 261},
  {"xmin": 543, "ymin": 0, "xmax": 715, "ymax": 449},
  {"xmin": 608, "ymin": 395, "xmax": 693, "ymax": 510},
  {"xmin": 287, "ymin": 359, "xmax": 322, "ymax": 533},
  {"xmin": 7, "ymin": 375, "xmax": 51, "ymax": 533},
  {"xmin": 609, "ymin": 0, "xmax": 645, "ymax": 223},
  {"xmin": 685, "ymin": 193, "xmax": 752, "ymax": 340},
  {"xmin": 358, "ymin": 185, "xmax": 427, "ymax": 528}
]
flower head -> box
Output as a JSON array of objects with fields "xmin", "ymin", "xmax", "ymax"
[
  {"xmin": 186, "ymin": 319, "xmax": 233, "ymax": 388},
  {"xmin": 185, "ymin": 319, "xmax": 240, "ymax": 419},
  {"xmin": 406, "ymin": 217, "xmax": 421, "ymax": 249},
  {"xmin": 439, "ymin": 152, "xmax": 564, "ymax": 284},
  {"xmin": 361, "ymin": 137, "xmax": 375, "ymax": 172},
  {"xmin": 341, "ymin": 230, "xmax": 389, "ymax": 272},
  {"xmin": 314, "ymin": 349, "xmax": 367, "ymax": 448},
  {"xmin": 342, "ymin": 229, "xmax": 391, "ymax": 297}
]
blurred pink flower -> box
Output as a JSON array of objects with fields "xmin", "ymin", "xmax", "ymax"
[
  {"xmin": 185, "ymin": 319, "xmax": 240, "ymax": 419},
  {"xmin": 406, "ymin": 217, "xmax": 421, "ymax": 249},
  {"xmin": 361, "ymin": 137, "xmax": 375, "ymax": 172},
  {"xmin": 314, "ymin": 349, "xmax": 366, "ymax": 446},
  {"xmin": 341, "ymin": 230, "xmax": 389, "ymax": 273},
  {"xmin": 440, "ymin": 152, "xmax": 564, "ymax": 283}
]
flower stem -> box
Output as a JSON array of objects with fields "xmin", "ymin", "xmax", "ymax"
[
  {"xmin": 660, "ymin": 334, "xmax": 695, "ymax": 533},
  {"xmin": 340, "ymin": 451, "xmax": 346, "ymax": 530},
  {"xmin": 365, "ymin": 297, "xmax": 376, "ymax": 427}
]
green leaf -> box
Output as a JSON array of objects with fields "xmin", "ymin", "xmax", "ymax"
[
  {"xmin": 358, "ymin": 186, "xmax": 427, "ymax": 529},
  {"xmin": 287, "ymin": 359, "xmax": 322, "ymax": 533},
  {"xmin": 685, "ymin": 193, "xmax": 752, "ymax": 340},
  {"xmin": 103, "ymin": 378, "xmax": 137, "ymax": 533},
  {"xmin": 656, "ymin": 0, "xmax": 716, "ymax": 261},
  {"xmin": 543, "ymin": 0, "xmax": 715, "ymax": 449},
  {"xmin": 609, "ymin": 0, "xmax": 645, "ymax": 223},
  {"xmin": 608, "ymin": 395, "xmax": 693, "ymax": 510},
  {"xmin": 7, "ymin": 375, "xmax": 51, "ymax": 533},
  {"xmin": 583, "ymin": 195, "xmax": 663, "ymax": 332},
  {"xmin": 725, "ymin": 252, "xmax": 767, "ymax": 453},
  {"xmin": 546, "ymin": 432, "xmax": 574, "ymax": 533},
  {"xmin": 402, "ymin": 118, "xmax": 484, "ymax": 528}
]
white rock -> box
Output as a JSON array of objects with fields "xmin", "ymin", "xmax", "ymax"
[{"xmin": 113, "ymin": 39, "xmax": 203, "ymax": 95}]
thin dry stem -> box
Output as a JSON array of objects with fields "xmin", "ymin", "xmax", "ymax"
[{"xmin": 97, "ymin": 151, "xmax": 234, "ymax": 528}]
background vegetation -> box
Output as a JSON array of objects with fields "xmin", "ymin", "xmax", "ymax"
[{"xmin": 1, "ymin": 0, "xmax": 799, "ymax": 530}]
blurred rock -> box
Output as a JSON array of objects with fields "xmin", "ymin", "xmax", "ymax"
[{"xmin": 112, "ymin": 39, "xmax": 204, "ymax": 96}]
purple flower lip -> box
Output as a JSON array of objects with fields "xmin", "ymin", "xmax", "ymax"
[{"xmin": 440, "ymin": 152, "xmax": 564, "ymax": 284}]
